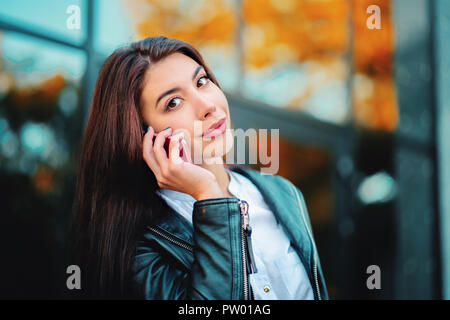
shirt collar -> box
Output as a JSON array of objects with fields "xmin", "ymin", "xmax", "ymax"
[
  {"xmin": 157, "ymin": 187, "xmax": 196, "ymax": 203},
  {"xmin": 226, "ymin": 168, "xmax": 241, "ymax": 197}
]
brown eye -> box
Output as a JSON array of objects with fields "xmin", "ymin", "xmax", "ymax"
[
  {"xmin": 197, "ymin": 75, "xmax": 209, "ymax": 87},
  {"xmin": 165, "ymin": 97, "xmax": 181, "ymax": 111}
]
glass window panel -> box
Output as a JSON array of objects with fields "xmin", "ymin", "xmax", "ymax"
[
  {"xmin": 93, "ymin": 0, "xmax": 136, "ymax": 55},
  {"xmin": 0, "ymin": 0, "xmax": 86, "ymax": 45},
  {"xmin": 241, "ymin": 57, "xmax": 350, "ymax": 124},
  {"xmin": 435, "ymin": 0, "xmax": 450, "ymax": 299},
  {"xmin": 0, "ymin": 31, "xmax": 86, "ymax": 86},
  {"xmin": 247, "ymin": 135, "xmax": 335, "ymax": 298},
  {"xmin": 95, "ymin": 0, "xmax": 240, "ymax": 93},
  {"xmin": 240, "ymin": 0, "xmax": 351, "ymax": 125},
  {"xmin": 352, "ymin": 0, "xmax": 398, "ymax": 132},
  {"xmin": 93, "ymin": 0, "xmax": 400, "ymax": 128},
  {"xmin": 0, "ymin": 30, "xmax": 85, "ymax": 297}
]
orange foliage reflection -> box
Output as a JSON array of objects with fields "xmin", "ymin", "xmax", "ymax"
[
  {"xmin": 12, "ymin": 74, "xmax": 65, "ymax": 111},
  {"xmin": 242, "ymin": 0, "xmax": 349, "ymax": 67},
  {"xmin": 127, "ymin": 0, "xmax": 237, "ymax": 46},
  {"xmin": 127, "ymin": 0, "xmax": 398, "ymax": 131},
  {"xmin": 351, "ymin": 0, "xmax": 398, "ymax": 131},
  {"xmin": 32, "ymin": 165, "xmax": 58, "ymax": 195}
]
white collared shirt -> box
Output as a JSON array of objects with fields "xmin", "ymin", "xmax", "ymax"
[{"xmin": 156, "ymin": 169, "xmax": 314, "ymax": 300}]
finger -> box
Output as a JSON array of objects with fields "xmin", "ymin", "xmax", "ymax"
[
  {"xmin": 142, "ymin": 126, "xmax": 161, "ymax": 175},
  {"xmin": 153, "ymin": 127, "xmax": 173, "ymax": 168},
  {"xmin": 180, "ymin": 137, "xmax": 192, "ymax": 163},
  {"xmin": 168, "ymin": 131, "xmax": 183, "ymax": 165}
]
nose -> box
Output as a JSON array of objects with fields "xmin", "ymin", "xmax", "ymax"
[{"xmin": 194, "ymin": 93, "xmax": 216, "ymax": 119}]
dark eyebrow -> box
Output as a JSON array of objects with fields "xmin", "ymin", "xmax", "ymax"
[{"xmin": 155, "ymin": 65, "xmax": 204, "ymax": 108}]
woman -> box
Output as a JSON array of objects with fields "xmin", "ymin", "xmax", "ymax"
[{"xmin": 71, "ymin": 36, "xmax": 328, "ymax": 300}]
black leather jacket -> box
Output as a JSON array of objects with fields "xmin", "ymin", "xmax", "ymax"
[{"xmin": 131, "ymin": 166, "xmax": 329, "ymax": 300}]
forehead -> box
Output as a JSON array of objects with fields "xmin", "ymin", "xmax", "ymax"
[
  {"xmin": 141, "ymin": 53, "xmax": 200, "ymax": 107},
  {"xmin": 145, "ymin": 53, "xmax": 199, "ymax": 88}
]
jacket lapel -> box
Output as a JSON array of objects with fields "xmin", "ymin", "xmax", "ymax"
[
  {"xmin": 230, "ymin": 166, "xmax": 313, "ymax": 273},
  {"xmin": 148, "ymin": 202, "xmax": 195, "ymax": 269},
  {"xmin": 153, "ymin": 201, "xmax": 194, "ymax": 244},
  {"xmin": 151, "ymin": 166, "xmax": 314, "ymax": 278}
]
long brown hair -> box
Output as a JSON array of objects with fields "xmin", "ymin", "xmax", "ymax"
[{"xmin": 70, "ymin": 36, "xmax": 221, "ymax": 298}]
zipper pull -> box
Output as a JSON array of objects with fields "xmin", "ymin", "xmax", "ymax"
[
  {"xmin": 239, "ymin": 200, "xmax": 258, "ymax": 274},
  {"xmin": 239, "ymin": 200, "xmax": 249, "ymax": 227},
  {"xmin": 245, "ymin": 225, "xmax": 258, "ymax": 274}
]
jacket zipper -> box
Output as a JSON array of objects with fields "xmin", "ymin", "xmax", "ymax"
[
  {"xmin": 148, "ymin": 199, "xmax": 258, "ymax": 300},
  {"xmin": 289, "ymin": 182, "xmax": 322, "ymax": 300},
  {"xmin": 238, "ymin": 199, "xmax": 257, "ymax": 300},
  {"xmin": 147, "ymin": 226, "xmax": 193, "ymax": 252},
  {"xmin": 313, "ymin": 259, "xmax": 320, "ymax": 300}
]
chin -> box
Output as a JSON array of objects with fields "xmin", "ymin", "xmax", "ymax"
[{"xmin": 193, "ymin": 132, "xmax": 234, "ymax": 164}]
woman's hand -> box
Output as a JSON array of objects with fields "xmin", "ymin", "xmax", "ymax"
[{"xmin": 143, "ymin": 126, "xmax": 224, "ymax": 200}]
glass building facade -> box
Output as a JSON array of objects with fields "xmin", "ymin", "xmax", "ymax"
[{"xmin": 0, "ymin": 0, "xmax": 448, "ymax": 299}]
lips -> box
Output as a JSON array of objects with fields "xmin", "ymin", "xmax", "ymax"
[{"xmin": 202, "ymin": 117, "xmax": 226, "ymax": 138}]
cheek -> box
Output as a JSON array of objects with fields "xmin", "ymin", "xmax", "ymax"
[{"xmin": 150, "ymin": 114, "xmax": 193, "ymax": 134}]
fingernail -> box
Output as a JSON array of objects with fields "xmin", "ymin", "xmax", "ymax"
[
  {"xmin": 174, "ymin": 130, "xmax": 184, "ymax": 136},
  {"xmin": 147, "ymin": 126, "xmax": 151, "ymax": 133},
  {"xmin": 163, "ymin": 126, "xmax": 171, "ymax": 131}
]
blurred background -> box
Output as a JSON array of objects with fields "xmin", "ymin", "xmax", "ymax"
[{"xmin": 0, "ymin": 0, "xmax": 449, "ymax": 299}]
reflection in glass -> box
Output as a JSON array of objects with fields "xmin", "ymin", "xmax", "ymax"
[
  {"xmin": 97, "ymin": 0, "xmax": 241, "ymax": 92},
  {"xmin": 247, "ymin": 132, "xmax": 335, "ymax": 297},
  {"xmin": 0, "ymin": 0, "xmax": 86, "ymax": 45},
  {"xmin": 0, "ymin": 29, "xmax": 85, "ymax": 297}
]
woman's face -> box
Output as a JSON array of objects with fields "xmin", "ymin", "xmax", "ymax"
[{"xmin": 140, "ymin": 52, "xmax": 233, "ymax": 163}]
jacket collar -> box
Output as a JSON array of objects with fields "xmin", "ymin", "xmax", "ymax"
[
  {"xmin": 152, "ymin": 199, "xmax": 194, "ymax": 244},
  {"xmin": 152, "ymin": 165, "xmax": 313, "ymax": 265},
  {"xmin": 229, "ymin": 166, "xmax": 313, "ymax": 265}
]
